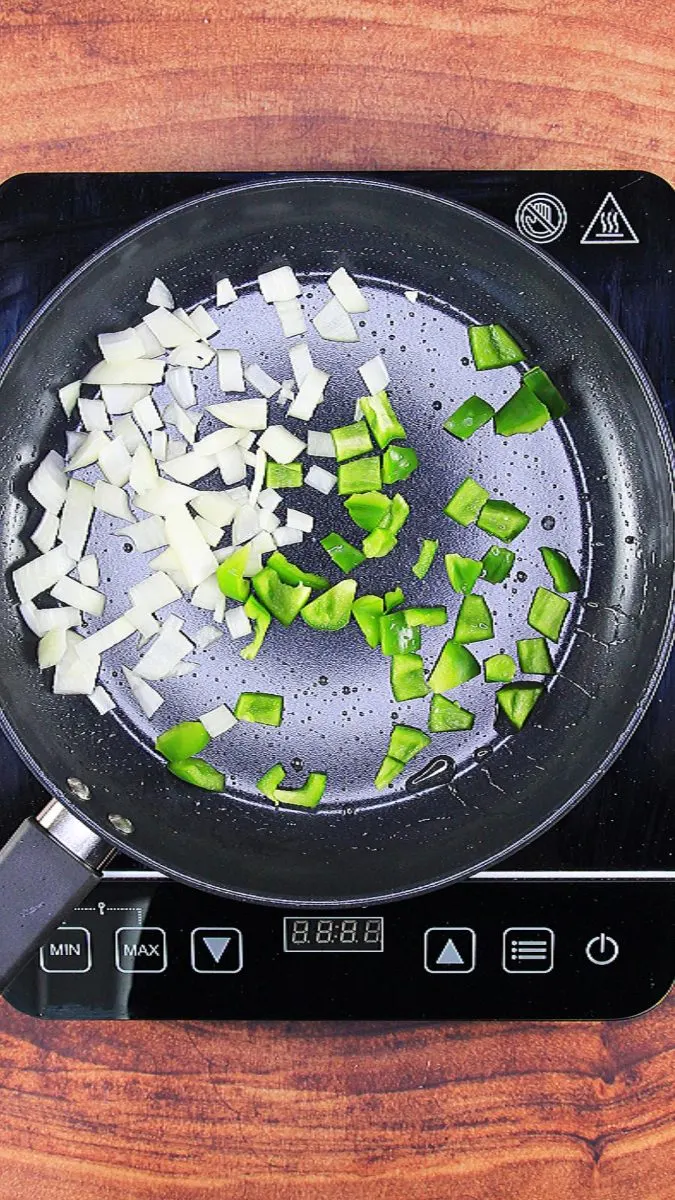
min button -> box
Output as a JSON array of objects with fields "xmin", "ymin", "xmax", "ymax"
[{"xmin": 40, "ymin": 926, "xmax": 92, "ymax": 973}]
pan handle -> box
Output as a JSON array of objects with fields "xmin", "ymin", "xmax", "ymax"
[{"xmin": 0, "ymin": 799, "xmax": 115, "ymax": 992}]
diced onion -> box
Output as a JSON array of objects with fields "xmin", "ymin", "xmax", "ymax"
[
  {"xmin": 217, "ymin": 446, "xmax": 247, "ymax": 485},
  {"xmin": 166, "ymin": 440, "xmax": 187, "ymax": 460},
  {"xmin": 134, "ymin": 322, "xmax": 165, "ymax": 357},
  {"xmin": 51, "ymin": 575, "xmax": 105, "ymax": 616},
  {"xmin": 189, "ymin": 305, "xmax": 219, "ymax": 339},
  {"xmin": 278, "ymin": 382, "xmax": 295, "ymax": 404},
  {"xmin": 149, "ymin": 548, "xmax": 181, "ymax": 573},
  {"xmin": 124, "ymin": 606, "xmax": 161, "ymax": 643},
  {"xmin": 192, "ymin": 427, "xmax": 242, "ymax": 457},
  {"xmin": 134, "ymin": 620, "xmax": 193, "ymax": 681},
  {"xmin": 53, "ymin": 636, "xmax": 100, "ymax": 696},
  {"xmin": 258, "ymin": 508, "xmax": 281, "ymax": 533},
  {"xmin": 190, "ymin": 491, "xmax": 237, "ymax": 527},
  {"xmin": 249, "ymin": 447, "xmax": 267, "ymax": 506},
  {"xmin": 217, "ymin": 348, "xmax": 245, "ymax": 392},
  {"xmin": 147, "ymin": 277, "xmax": 175, "ymax": 308},
  {"xmin": 242, "ymin": 449, "xmax": 257, "ymax": 468},
  {"xmin": 164, "ymin": 661, "xmax": 194, "ymax": 678},
  {"xmin": 38, "ymin": 627, "xmax": 69, "ymax": 669},
  {"xmin": 288, "ymin": 366, "xmax": 329, "ymax": 421},
  {"xmin": 77, "ymin": 615, "xmax": 135, "ymax": 656},
  {"xmin": 143, "ymin": 306, "xmax": 199, "ymax": 349},
  {"xmin": 307, "ymin": 430, "xmax": 336, "ymax": 458},
  {"xmin": 117, "ymin": 515, "xmax": 167, "ymax": 553},
  {"xmin": 31, "ymin": 510, "xmax": 59, "ymax": 554},
  {"xmin": 236, "ymin": 431, "xmax": 256, "ymax": 451},
  {"xmin": 98, "ymin": 327, "xmax": 146, "ymax": 363},
  {"xmin": 98, "ymin": 436, "xmax": 132, "ymax": 487},
  {"xmin": 225, "ymin": 605, "xmax": 252, "ymax": 640},
  {"xmin": 78, "ymin": 397, "xmax": 110, "ymax": 432},
  {"xmin": 199, "ymin": 702, "xmax": 237, "ymax": 736},
  {"xmin": 175, "ymin": 307, "xmax": 200, "ymax": 335},
  {"xmin": 258, "ymin": 425, "xmax": 305, "ymax": 464},
  {"xmin": 167, "ymin": 365, "xmax": 196, "ymax": 410},
  {"xmin": 358, "ymin": 354, "xmax": 390, "ymax": 394},
  {"xmin": 66, "ymin": 431, "xmax": 87, "ymax": 458},
  {"xmin": 163, "ymin": 452, "xmax": 218, "ymax": 485},
  {"xmin": 13, "ymin": 544, "xmax": 76, "ymax": 603},
  {"xmin": 168, "ymin": 342, "xmax": 215, "ymax": 369},
  {"xmin": 191, "ymin": 574, "xmax": 222, "ymax": 612},
  {"xmin": 305, "ymin": 464, "xmax": 337, "ymax": 494},
  {"xmin": 94, "ymin": 480, "xmax": 132, "ymax": 521},
  {"xmin": 59, "ymin": 480, "xmax": 94, "ymax": 560},
  {"xmin": 122, "ymin": 666, "xmax": 164, "ymax": 716},
  {"xmin": 193, "ymin": 515, "xmax": 223, "ymax": 548},
  {"xmin": 248, "ymin": 530, "xmax": 276, "ymax": 557},
  {"xmin": 274, "ymin": 298, "xmax": 306, "ymax": 337},
  {"xmin": 286, "ymin": 508, "xmax": 314, "ymax": 533},
  {"xmin": 312, "ymin": 297, "xmax": 358, "ymax": 342},
  {"xmin": 327, "ymin": 267, "xmax": 369, "ymax": 313},
  {"xmin": 89, "ymin": 684, "xmax": 116, "ymax": 715},
  {"xmin": 112, "ymin": 416, "xmax": 144, "ymax": 455},
  {"xmin": 151, "ymin": 430, "xmax": 168, "ymax": 461},
  {"xmin": 165, "ymin": 401, "xmax": 198, "ymax": 445},
  {"xmin": 257, "ymin": 488, "xmax": 282, "ymax": 513},
  {"xmin": 20, "ymin": 601, "xmax": 80, "ymax": 636},
  {"xmin": 101, "ymin": 384, "xmax": 149, "ymax": 415},
  {"xmin": 404, "ymin": 289, "xmax": 419, "ymax": 303},
  {"xmin": 84, "ymin": 359, "xmax": 164, "ymax": 387},
  {"xmin": 258, "ymin": 266, "xmax": 301, "ymax": 303},
  {"xmin": 129, "ymin": 443, "xmax": 160, "ymax": 493},
  {"xmin": 28, "ymin": 450, "xmax": 68, "ymax": 515},
  {"xmin": 66, "ymin": 430, "xmax": 110, "ymax": 471},
  {"xmin": 134, "ymin": 480, "xmax": 199, "ymax": 516},
  {"xmin": 289, "ymin": 341, "xmax": 313, "ymax": 386},
  {"xmin": 58, "ymin": 380, "xmax": 81, "ymax": 418},
  {"xmin": 129, "ymin": 570, "xmax": 182, "ymax": 612},
  {"xmin": 245, "ymin": 363, "xmax": 281, "ymax": 398},
  {"xmin": 133, "ymin": 394, "xmax": 163, "ymax": 435},
  {"xmin": 231, "ymin": 504, "xmax": 261, "ymax": 546},
  {"xmin": 77, "ymin": 555, "xmax": 99, "ymax": 588},
  {"xmin": 216, "ymin": 277, "xmax": 237, "ymax": 306},
  {"xmin": 165, "ymin": 505, "xmax": 218, "ymax": 589},
  {"xmin": 273, "ymin": 527, "xmax": 303, "ymax": 547},
  {"xmin": 208, "ymin": 399, "xmax": 267, "ymax": 430}
]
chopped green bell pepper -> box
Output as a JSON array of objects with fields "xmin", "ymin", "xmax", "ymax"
[
  {"xmin": 380, "ymin": 493, "xmax": 410, "ymax": 536},
  {"xmin": 540, "ymin": 547, "xmax": 580, "ymax": 593},
  {"xmin": 523, "ymin": 366, "xmax": 569, "ymax": 418},
  {"xmin": 266, "ymin": 551, "xmax": 329, "ymax": 592},
  {"xmin": 445, "ymin": 553, "xmax": 483, "ymax": 594},
  {"xmin": 494, "ymin": 382, "xmax": 550, "ymax": 436},
  {"xmin": 265, "ymin": 461, "xmax": 303, "ymax": 488},
  {"xmin": 330, "ymin": 419, "xmax": 373, "ymax": 462},
  {"xmin": 476, "ymin": 499, "xmax": 530, "ymax": 542},
  {"xmin": 359, "ymin": 390, "xmax": 406, "ymax": 449},
  {"xmin": 428, "ymin": 640, "xmax": 481, "ymax": 692},
  {"xmin": 362, "ymin": 527, "xmax": 398, "ymax": 558},
  {"xmin": 240, "ymin": 595, "xmax": 272, "ymax": 661},
  {"xmin": 389, "ymin": 724, "xmax": 431, "ymax": 764},
  {"xmin": 390, "ymin": 652, "xmax": 430, "ymax": 701},
  {"xmin": 382, "ymin": 444, "xmax": 419, "ymax": 483},
  {"xmin": 428, "ymin": 695, "xmax": 475, "ymax": 732},
  {"xmin": 352, "ymin": 594, "xmax": 385, "ymax": 647},
  {"xmin": 384, "ymin": 586, "xmax": 405, "ymax": 612},
  {"xmin": 234, "ymin": 691, "xmax": 284, "ymax": 726},
  {"xmin": 216, "ymin": 545, "xmax": 251, "ymax": 602},
  {"xmin": 517, "ymin": 637, "xmax": 553, "ymax": 674},
  {"xmin": 301, "ymin": 579, "xmax": 357, "ymax": 630},
  {"xmin": 379, "ymin": 611, "xmax": 421, "ymax": 656},
  {"xmin": 469, "ymin": 324, "xmax": 525, "ymax": 371},
  {"xmin": 443, "ymin": 394, "xmax": 494, "ymax": 440},
  {"xmin": 168, "ymin": 758, "xmax": 224, "ymax": 791},
  {"xmin": 528, "ymin": 586, "xmax": 570, "ymax": 642},
  {"xmin": 444, "ymin": 477, "xmax": 489, "ymax": 526},
  {"xmin": 453, "ymin": 594, "xmax": 494, "ymax": 643},
  {"xmin": 374, "ymin": 755, "xmax": 404, "ymax": 790},
  {"xmin": 481, "ymin": 545, "xmax": 516, "ymax": 584},
  {"xmin": 344, "ymin": 491, "xmax": 391, "ymax": 532},
  {"xmin": 412, "ymin": 538, "xmax": 439, "ymax": 580},
  {"xmin": 257, "ymin": 763, "xmax": 327, "ymax": 808},
  {"xmin": 496, "ymin": 682, "xmax": 544, "ymax": 730},
  {"xmin": 252, "ymin": 567, "xmax": 311, "ymax": 626},
  {"xmin": 337, "ymin": 456, "xmax": 382, "ymax": 495},
  {"xmin": 404, "ymin": 606, "xmax": 447, "ymax": 628},
  {"xmin": 484, "ymin": 653, "xmax": 516, "ymax": 683},
  {"xmin": 320, "ymin": 532, "xmax": 365, "ymax": 573},
  {"xmin": 256, "ymin": 763, "xmax": 286, "ymax": 800},
  {"xmin": 156, "ymin": 720, "xmax": 210, "ymax": 762}
]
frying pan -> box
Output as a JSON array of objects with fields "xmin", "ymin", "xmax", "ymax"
[{"xmin": 0, "ymin": 176, "xmax": 673, "ymax": 992}]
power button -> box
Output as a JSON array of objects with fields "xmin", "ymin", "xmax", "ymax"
[{"xmin": 585, "ymin": 933, "xmax": 619, "ymax": 966}]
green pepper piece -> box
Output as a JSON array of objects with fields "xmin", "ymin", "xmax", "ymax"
[
  {"xmin": 445, "ymin": 553, "xmax": 483, "ymax": 595},
  {"xmin": 344, "ymin": 491, "xmax": 391, "ymax": 532},
  {"xmin": 275, "ymin": 773, "xmax": 327, "ymax": 808},
  {"xmin": 494, "ymin": 382, "xmax": 550, "ymax": 437},
  {"xmin": 496, "ymin": 682, "xmax": 544, "ymax": 729},
  {"xmin": 384, "ymin": 586, "xmax": 405, "ymax": 612},
  {"xmin": 476, "ymin": 499, "xmax": 530, "ymax": 543},
  {"xmin": 428, "ymin": 695, "xmax": 475, "ymax": 732},
  {"xmin": 523, "ymin": 366, "xmax": 569, "ymax": 418},
  {"xmin": 528, "ymin": 586, "xmax": 570, "ymax": 642},
  {"xmin": 330, "ymin": 419, "xmax": 373, "ymax": 462},
  {"xmin": 517, "ymin": 637, "xmax": 554, "ymax": 675},
  {"xmin": 359, "ymin": 390, "xmax": 406, "ymax": 449},
  {"xmin": 362, "ymin": 528, "xmax": 397, "ymax": 559},
  {"xmin": 453, "ymin": 594, "xmax": 494, "ymax": 643},
  {"xmin": 390, "ymin": 653, "xmax": 430, "ymax": 701},
  {"xmin": 443, "ymin": 394, "xmax": 494, "ymax": 441},
  {"xmin": 337, "ymin": 456, "xmax": 382, "ymax": 495},
  {"xmin": 444, "ymin": 477, "xmax": 489, "ymax": 526},
  {"xmin": 428, "ymin": 640, "xmax": 481, "ymax": 692},
  {"xmin": 379, "ymin": 611, "xmax": 421, "ymax": 656},
  {"xmin": 383, "ymin": 493, "xmax": 410, "ymax": 536},
  {"xmin": 266, "ymin": 551, "xmax": 329, "ymax": 592},
  {"xmin": 469, "ymin": 324, "xmax": 525, "ymax": 371},
  {"xmin": 265, "ymin": 461, "xmax": 303, "ymax": 489},
  {"xmin": 484, "ymin": 653, "xmax": 517, "ymax": 683},
  {"xmin": 352, "ymin": 595, "xmax": 385, "ymax": 647},
  {"xmin": 252, "ymin": 567, "xmax": 311, "ymax": 626},
  {"xmin": 382, "ymin": 444, "xmax": 419, "ymax": 483},
  {"xmin": 257, "ymin": 763, "xmax": 286, "ymax": 801},
  {"xmin": 156, "ymin": 720, "xmax": 210, "ymax": 762},
  {"xmin": 240, "ymin": 595, "xmax": 272, "ymax": 661},
  {"xmin": 374, "ymin": 755, "xmax": 405, "ymax": 790},
  {"xmin": 168, "ymin": 758, "xmax": 224, "ymax": 791},
  {"xmin": 216, "ymin": 545, "xmax": 251, "ymax": 602},
  {"xmin": 412, "ymin": 539, "xmax": 439, "ymax": 580},
  {"xmin": 388, "ymin": 724, "xmax": 431, "ymax": 764},
  {"xmin": 234, "ymin": 691, "xmax": 284, "ymax": 726},
  {"xmin": 320, "ymin": 532, "xmax": 365, "ymax": 573},
  {"xmin": 540, "ymin": 547, "xmax": 581, "ymax": 593},
  {"xmin": 301, "ymin": 580, "xmax": 357, "ymax": 631},
  {"xmin": 481, "ymin": 545, "xmax": 516, "ymax": 584},
  {"xmin": 404, "ymin": 606, "xmax": 447, "ymax": 628}
]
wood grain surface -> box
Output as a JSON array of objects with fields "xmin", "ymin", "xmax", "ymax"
[{"xmin": 1, "ymin": 1, "xmax": 674, "ymax": 1197}]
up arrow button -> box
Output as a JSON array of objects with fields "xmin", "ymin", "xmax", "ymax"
[{"xmin": 191, "ymin": 928, "xmax": 243, "ymax": 974}]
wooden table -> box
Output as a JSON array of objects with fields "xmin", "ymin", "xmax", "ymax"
[{"xmin": 1, "ymin": 2, "xmax": 674, "ymax": 1196}]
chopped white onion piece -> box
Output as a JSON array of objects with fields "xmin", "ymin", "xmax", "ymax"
[
  {"xmin": 191, "ymin": 574, "xmax": 222, "ymax": 612},
  {"xmin": 149, "ymin": 547, "xmax": 181, "ymax": 573},
  {"xmin": 273, "ymin": 526, "xmax": 303, "ymax": 547},
  {"xmin": 31, "ymin": 510, "xmax": 59, "ymax": 554},
  {"xmin": 163, "ymin": 452, "xmax": 217, "ymax": 485},
  {"xmin": 192, "ymin": 427, "xmax": 242, "ymax": 457},
  {"xmin": 242, "ymin": 449, "xmax": 257, "ymax": 468},
  {"xmin": 245, "ymin": 363, "xmax": 281, "ymax": 398},
  {"xmin": 122, "ymin": 666, "xmax": 164, "ymax": 716},
  {"xmin": 89, "ymin": 684, "xmax": 116, "ymax": 715},
  {"xmin": 134, "ymin": 621, "xmax": 193, "ymax": 681},
  {"xmin": 13, "ymin": 544, "xmax": 76, "ymax": 603},
  {"xmin": 288, "ymin": 366, "xmax": 329, "ymax": 421},
  {"xmin": 286, "ymin": 508, "xmax": 314, "ymax": 533},
  {"xmin": 213, "ymin": 592, "xmax": 226, "ymax": 622},
  {"xmin": 249, "ymin": 447, "xmax": 267, "ymax": 506},
  {"xmin": 216, "ymin": 277, "xmax": 237, "ymax": 306},
  {"xmin": 58, "ymin": 380, "xmax": 81, "ymax": 418},
  {"xmin": 101, "ymin": 384, "xmax": 149, "ymax": 415},
  {"xmin": 117, "ymin": 515, "xmax": 167, "ymax": 553},
  {"xmin": 236, "ymin": 431, "xmax": 256, "ymax": 451},
  {"xmin": 193, "ymin": 515, "xmax": 223, "ymax": 548},
  {"xmin": 98, "ymin": 327, "xmax": 146, "ymax": 363},
  {"xmin": 147, "ymin": 277, "xmax": 174, "ymax": 309},
  {"xmin": 217, "ymin": 348, "xmax": 245, "ymax": 392},
  {"xmin": 225, "ymin": 605, "xmax": 252, "ymax": 640},
  {"xmin": 208, "ymin": 398, "xmax": 267, "ymax": 430},
  {"xmin": 125, "ymin": 606, "xmax": 161, "ymax": 643},
  {"xmin": 312, "ymin": 297, "xmax": 358, "ymax": 343},
  {"xmin": 190, "ymin": 491, "xmax": 237, "ymax": 527},
  {"xmin": 19, "ymin": 601, "xmax": 80, "ymax": 636},
  {"xmin": 258, "ymin": 265, "xmax": 301, "ymax": 303},
  {"xmin": 99, "ymin": 436, "xmax": 132, "ymax": 488},
  {"xmin": 94, "ymin": 480, "xmax": 132, "ymax": 521},
  {"xmin": 84, "ymin": 359, "xmax": 164, "ymax": 387},
  {"xmin": 134, "ymin": 321, "xmax": 165, "ymax": 358},
  {"xmin": 248, "ymin": 530, "xmax": 276, "ymax": 557},
  {"xmin": 216, "ymin": 446, "xmax": 246, "ymax": 485},
  {"xmin": 289, "ymin": 340, "xmax": 313, "ymax": 386},
  {"xmin": 134, "ymin": 480, "xmax": 199, "ymax": 515},
  {"xmin": 258, "ymin": 425, "xmax": 305, "ymax": 464},
  {"xmin": 194, "ymin": 625, "xmax": 223, "ymax": 650},
  {"xmin": 307, "ymin": 429, "xmax": 336, "ymax": 457},
  {"xmin": 167, "ymin": 365, "xmax": 196, "ymax": 410},
  {"xmin": 78, "ymin": 397, "xmax": 110, "ymax": 432},
  {"xmin": 51, "ymin": 575, "xmax": 105, "ymax": 616},
  {"xmin": 151, "ymin": 430, "xmax": 168, "ymax": 461},
  {"xmin": 53, "ymin": 636, "xmax": 100, "ymax": 696},
  {"xmin": 66, "ymin": 431, "xmax": 110, "ymax": 472},
  {"xmin": 77, "ymin": 555, "xmax": 99, "ymax": 588},
  {"xmin": 167, "ymin": 341, "xmax": 215, "ymax": 368},
  {"xmin": 278, "ymin": 382, "xmax": 295, "ymax": 404},
  {"xmin": 166, "ymin": 439, "xmax": 187, "ymax": 460},
  {"xmin": 175, "ymin": 307, "xmax": 200, "ymax": 335},
  {"xmin": 66, "ymin": 431, "xmax": 87, "ymax": 458},
  {"xmin": 129, "ymin": 570, "xmax": 182, "ymax": 612},
  {"xmin": 143, "ymin": 306, "xmax": 198, "ymax": 349},
  {"xmin": 257, "ymin": 487, "xmax": 282, "ymax": 512},
  {"xmin": 165, "ymin": 505, "xmax": 218, "ymax": 589},
  {"xmin": 231, "ymin": 504, "xmax": 260, "ymax": 546},
  {"xmin": 28, "ymin": 450, "xmax": 68, "ymax": 515},
  {"xmin": 305, "ymin": 464, "xmax": 337, "ymax": 494},
  {"xmin": 404, "ymin": 289, "xmax": 419, "ymax": 303},
  {"xmin": 132, "ymin": 394, "xmax": 163, "ymax": 435},
  {"xmin": 358, "ymin": 354, "xmax": 390, "ymax": 394},
  {"xmin": 200, "ymin": 703, "xmax": 237, "ymax": 738},
  {"xmin": 38, "ymin": 627, "xmax": 69, "ymax": 670},
  {"xmin": 165, "ymin": 401, "xmax": 198, "ymax": 445},
  {"xmin": 112, "ymin": 416, "xmax": 144, "ymax": 456},
  {"xmin": 327, "ymin": 267, "xmax": 369, "ymax": 313},
  {"xmin": 77, "ymin": 615, "xmax": 135, "ymax": 656},
  {"xmin": 164, "ymin": 661, "xmax": 194, "ymax": 679},
  {"xmin": 274, "ymin": 297, "xmax": 306, "ymax": 337},
  {"xmin": 129, "ymin": 443, "xmax": 160, "ymax": 493},
  {"xmin": 258, "ymin": 508, "xmax": 281, "ymax": 533},
  {"xmin": 214, "ymin": 546, "xmax": 234, "ymax": 564},
  {"xmin": 59, "ymin": 480, "xmax": 94, "ymax": 559},
  {"xmin": 189, "ymin": 305, "xmax": 219, "ymax": 339}
]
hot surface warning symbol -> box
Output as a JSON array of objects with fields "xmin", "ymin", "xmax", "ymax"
[{"xmin": 580, "ymin": 192, "xmax": 639, "ymax": 245}]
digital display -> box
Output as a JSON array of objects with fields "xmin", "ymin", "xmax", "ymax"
[{"xmin": 283, "ymin": 917, "xmax": 384, "ymax": 953}]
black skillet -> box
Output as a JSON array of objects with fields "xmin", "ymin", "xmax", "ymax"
[{"xmin": 0, "ymin": 176, "xmax": 672, "ymax": 991}]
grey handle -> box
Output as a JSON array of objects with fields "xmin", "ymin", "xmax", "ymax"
[{"xmin": 0, "ymin": 802, "xmax": 114, "ymax": 991}]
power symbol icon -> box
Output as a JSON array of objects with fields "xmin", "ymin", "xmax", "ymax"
[{"xmin": 585, "ymin": 933, "xmax": 619, "ymax": 966}]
